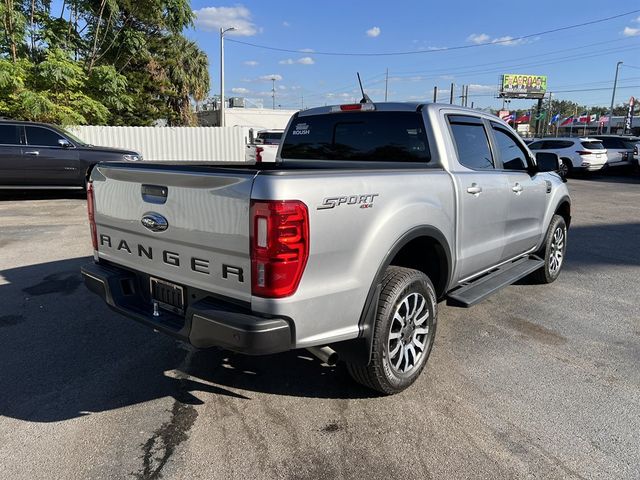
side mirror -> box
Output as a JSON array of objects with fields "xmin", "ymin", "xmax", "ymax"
[
  {"xmin": 535, "ymin": 151, "xmax": 560, "ymax": 173},
  {"xmin": 58, "ymin": 138, "xmax": 73, "ymax": 148}
]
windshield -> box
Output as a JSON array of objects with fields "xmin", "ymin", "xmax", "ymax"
[
  {"xmin": 60, "ymin": 128, "xmax": 88, "ymax": 146},
  {"xmin": 281, "ymin": 111, "xmax": 430, "ymax": 162},
  {"xmin": 257, "ymin": 132, "xmax": 282, "ymax": 145},
  {"xmin": 581, "ymin": 141, "xmax": 604, "ymax": 150}
]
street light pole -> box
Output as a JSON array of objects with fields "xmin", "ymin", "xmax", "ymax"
[
  {"xmin": 219, "ymin": 26, "xmax": 236, "ymax": 127},
  {"xmin": 607, "ymin": 61, "xmax": 623, "ymax": 134}
]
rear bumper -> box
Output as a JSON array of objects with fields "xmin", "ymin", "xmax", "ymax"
[{"xmin": 81, "ymin": 262, "xmax": 292, "ymax": 355}]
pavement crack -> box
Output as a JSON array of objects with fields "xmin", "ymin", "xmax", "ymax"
[{"xmin": 133, "ymin": 348, "xmax": 199, "ymax": 480}]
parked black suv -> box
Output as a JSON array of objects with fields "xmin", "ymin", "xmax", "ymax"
[{"xmin": 0, "ymin": 120, "xmax": 142, "ymax": 189}]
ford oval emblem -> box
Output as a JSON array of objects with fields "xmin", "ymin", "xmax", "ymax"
[{"xmin": 141, "ymin": 212, "xmax": 168, "ymax": 232}]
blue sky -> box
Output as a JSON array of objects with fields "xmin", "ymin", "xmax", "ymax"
[{"xmin": 186, "ymin": 1, "xmax": 640, "ymax": 111}]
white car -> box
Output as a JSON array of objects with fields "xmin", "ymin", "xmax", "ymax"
[
  {"xmin": 245, "ymin": 129, "xmax": 283, "ymax": 163},
  {"xmin": 592, "ymin": 135, "xmax": 638, "ymax": 169},
  {"xmin": 528, "ymin": 137, "xmax": 606, "ymax": 176}
]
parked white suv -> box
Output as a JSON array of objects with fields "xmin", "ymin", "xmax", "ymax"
[
  {"xmin": 528, "ymin": 137, "xmax": 606, "ymax": 177},
  {"xmin": 591, "ymin": 135, "xmax": 638, "ymax": 169}
]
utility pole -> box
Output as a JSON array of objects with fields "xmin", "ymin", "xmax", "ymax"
[
  {"xmin": 607, "ymin": 61, "xmax": 623, "ymax": 134},
  {"xmin": 219, "ymin": 26, "xmax": 236, "ymax": 127},
  {"xmin": 271, "ymin": 77, "xmax": 276, "ymax": 109},
  {"xmin": 449, "ymin": 83, "xmax": 454, "ymax": 104},
  {"xmin": 433, "ymin": 86, "xmax": 438, "ymax": 103},
  {"xmin": 384, "ymin": 68, "xmax": 389, "ymax": 101}
]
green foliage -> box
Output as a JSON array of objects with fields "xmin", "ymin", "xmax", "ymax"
[{"xmin": 0, "ymin": 0, "xmax": 210, "ymax": 126}]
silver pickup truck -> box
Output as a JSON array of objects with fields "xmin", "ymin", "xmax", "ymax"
[{"xmin": 81, "ymin": 102, "xmax": 570, "ymax": 394}]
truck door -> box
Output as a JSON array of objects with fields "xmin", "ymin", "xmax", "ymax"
[
  {"xmin": 489, "ymin": 122, "xmax": 547, "ymax": 259},
  {"xmin": 446, "ymin": 115, "xmax": 511, "ymax": 280}
]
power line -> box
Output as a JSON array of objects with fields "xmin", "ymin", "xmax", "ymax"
[
  {"xmin": 226, "ymin": 9, "xmax": 640, "ymax": 57},
  {"xmin": 388, "ymin": 37, "xmax": 637, "ymax": 77}
]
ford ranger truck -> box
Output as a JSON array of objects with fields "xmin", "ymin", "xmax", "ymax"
[{"xmin": 81, "ymin": 103, "xmax": 570, "ymax": 395}]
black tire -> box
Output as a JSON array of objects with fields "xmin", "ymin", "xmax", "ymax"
[
  {"xmin": 530, "ymin": 214, "xmax": 567, "ymax": 284},
  {"xmin": 347, "ymin": 266, "xmax": 437, "ymax": 395},
  {"xmin": 559, "ymin": 158, "xmax": 572, "ymax": 178}
]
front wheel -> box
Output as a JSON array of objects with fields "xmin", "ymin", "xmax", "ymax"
[
  {"xmin": 530, "ymin": 214, "xmax": 567, "ymax": 284},
  {"xmin": 347, "ymin": 266, "xmax": 437, "ymax": 395},
  {"xmin": 559, "ymin": 158, "xmax": 572, "ymax": 179}
]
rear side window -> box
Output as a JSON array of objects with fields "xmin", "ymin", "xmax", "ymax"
[
  {"xmin": 528, "ymin": 141, "xmax": 545, "ymax": 150},
  {"xmin": 280, "ymin": 111, "xmax": 430, "ymax": 162},
  {"xmin": 581, "ymin": 141, "xmax": 604, "ymax": 150},
  {"xmin": 448, "ymin": 116, "xmax": 493, "ymax": 170},
  {"xmin": 25, "ymin": 126, "xmax": 64, "ymax": 147},
  {"xmin": 0, "ymin": 125, "xmax": 21, "ymax": 144}
]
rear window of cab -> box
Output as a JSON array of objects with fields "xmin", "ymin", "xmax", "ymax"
[{"xmin": 280, "ymin": 111, "xmax": 431, "ymax": 162}]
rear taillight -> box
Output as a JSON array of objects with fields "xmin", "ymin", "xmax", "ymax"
[
  {"xmin": 255, "ymin": 146, "xmax": 264, "ymax": 163},
  {"xmin": 250, "ymin": 200, "xmax": 309, "ymax": 298},
  {"xmin": 87, "ymin": 181, "xmax": 98, "ymax": 250},
  {"xmin": 576, "ymin": 150, "xmax": 593, "ymax": 156}
]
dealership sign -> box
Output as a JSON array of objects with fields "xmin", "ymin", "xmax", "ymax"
[
  {"xmin": 501, "ymin": 74, "xmax": 547, "ymax": 99},
  {"xmin": 624, "ymin": 97, "xmax": 635, "ymax": 134}
]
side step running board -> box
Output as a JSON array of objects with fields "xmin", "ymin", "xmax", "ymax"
[{"xmin": 446, "ymin": 256, "xmax": 544, "ymax": 308}]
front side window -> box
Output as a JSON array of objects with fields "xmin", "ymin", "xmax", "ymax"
[
  {"xmin": 280, "ymin": 111, "xmax": 430, "ymax": 162},
  {"xmin": 491, "ymin": 124, "xmax": 529, "ymax": 170},
  {"xmin": 25, "ymin": 126, "xmax": 65, "ymax": 147},
  {"xmin": 448, "ymin": 117, "xmax": 494, "ymax": 170},
  {"xmin": 0, "ymin": 125, "xmax": 21, "ymax": 145}
]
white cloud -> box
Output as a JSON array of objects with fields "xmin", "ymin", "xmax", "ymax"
[
  {"xmin": 467, "ymin": 33, "xmax": 490, "ymax": 44},
  {"xmin": 278, "ymin": 57, "xmax": 315, "ymax": 65},
  {"xmin": 366, "ymin": 26, "xmax": 381, "ymax": 38},
  {"xmin": 468, "ymin": 32, "xmax": 526, "ymax": 46},
  {"xmin": 231, "ymin": 87, "xmax": 250, "ymax": 94},
  {"xmin": 282, "ymin": 21, "xmax": 290, "ymax": 27},
  {"xmin": 491, "ymin": 35, "xmax": 524, "ymax": 46},
  {"xmin": 193, "ymin": 6, "xmax": 258, "ymax": 36},
  {"xmin": 467, "ymin": 84, "xmax": 496, "ymax": 93},
  {"xmin": 623, "ymin": 26, "xmax": 640, "ymax": 37},
  {"xmin": 243, "ymin": 60, "xmax": 258, "ymax": 66},
  {"xmin": 258, "ymin": 74, "xmax": 283, "ymax": 81}
]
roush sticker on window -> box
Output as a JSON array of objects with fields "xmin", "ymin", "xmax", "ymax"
[{"xmin": 292, "ymin": 123, "xmax": 310, "ymax": 135}]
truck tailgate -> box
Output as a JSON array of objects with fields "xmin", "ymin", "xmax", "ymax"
[{"xmin": 92, "ymin": 164, "xmax": 256, "ymax": 303}]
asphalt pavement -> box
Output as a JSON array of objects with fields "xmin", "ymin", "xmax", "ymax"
[{"xmin": 0, "ymin": 174, "xmax": 639, "ymax": 480}]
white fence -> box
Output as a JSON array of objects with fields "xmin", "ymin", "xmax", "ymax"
[{"xmin": 67, "ymin": 126, "xmax": 251, "ymax": 162}]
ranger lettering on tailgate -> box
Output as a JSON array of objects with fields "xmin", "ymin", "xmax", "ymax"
[{"xmin": 98, "ymin": 234, "xmax": 244, "ymax": 282}]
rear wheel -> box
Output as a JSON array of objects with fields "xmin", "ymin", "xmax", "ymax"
[
  {"xmin": 530, "ymin": 214, "xmax": 567, "ymax": 284},
  {"xmin": 347, "ymin": 266, "xmax": 437, "ymax": 395}
]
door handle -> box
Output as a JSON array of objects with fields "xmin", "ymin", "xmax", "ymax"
[
  {"xmin": 512, "ymin": 183, "xmax": 523, "ymax": 193},
  {"xmin": 24, "ymin": 150, "xmax": 40, "ymax": 156},
  {"xmin": 466, "ymin": 184, "xmax": 482, "ymax": 195}
]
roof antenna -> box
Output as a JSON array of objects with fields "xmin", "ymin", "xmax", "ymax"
[{"xmin": 357, "ymin": 72, "xmax": 373, "ymax": 104}]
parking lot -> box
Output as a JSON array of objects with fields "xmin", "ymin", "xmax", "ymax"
[{"xmin": 0, "ymin": 174, "xmax": 638, "ymax": 480}]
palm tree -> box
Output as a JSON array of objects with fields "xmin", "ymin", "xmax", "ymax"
[{"xmin": 163, "ymin": 35, "xmax": 209, "ymax": 126}]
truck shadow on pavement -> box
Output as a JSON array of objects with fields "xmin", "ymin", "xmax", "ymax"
[
  {"xmin": 1, "ymin": 222, "xmax": 636, "ymax": 422},
  {"xmin": 0, "ymin": 258, "xmax": 372, "ymax": 423}
]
